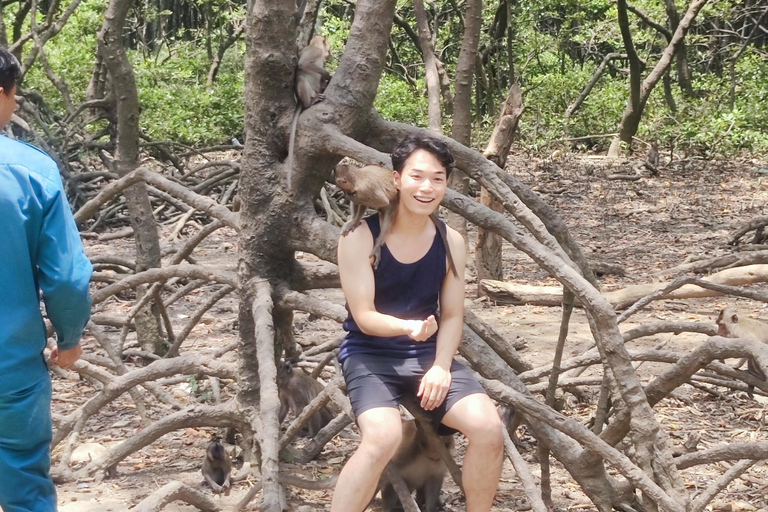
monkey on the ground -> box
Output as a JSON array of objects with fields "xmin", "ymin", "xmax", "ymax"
[
  {"xmin": 287, "ymin": 35, "xmax": 332, "ymax": 187},
  {"xmin": 277, "ymin": 360, "xmax": 337, "ymax": 437},
  {"xmin": 334, "ymin": 162, "xmax": 457, "ymax": 276},
  {"xmin": 716, "ymin": 307, "xmax": 768, "ymax": 397},
  {"xmin": 645, "ymin": 141, "xmax": 660, "ymax": 176},
  {"xmin": 378, "ymin": 419, "xmax": 453, "ymax": 512},
  {"xmin": 201, "ymin": 437, "xmax": 232, "ymax": 493}
]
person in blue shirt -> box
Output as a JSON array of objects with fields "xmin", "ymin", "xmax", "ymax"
[{"xmin": 0, "ymin": 47, "xmax": 92, "ymax": 512}]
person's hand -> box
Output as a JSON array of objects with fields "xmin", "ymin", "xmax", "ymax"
[
  {"xmin": 50, "ymin": 345, "xmax": 82, "ymax": 369},
  {"xmin": 418, "ymin": 365, "xmax": 451, "ymax": 410},
  {"xmin": 404, "ymin": 315, "xmax": 438, "ymax": 341}
]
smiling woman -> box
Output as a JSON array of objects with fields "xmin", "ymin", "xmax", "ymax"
[{"xmin": 331, "ymin": 134, "xmax": 504, "ymax": 512}]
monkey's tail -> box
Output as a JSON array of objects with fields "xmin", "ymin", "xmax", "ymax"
[{"xmin": 286, "ymin": 104, "xmax": 303, "ymax": 189}]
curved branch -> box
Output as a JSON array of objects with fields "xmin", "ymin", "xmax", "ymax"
[
  {"xmin": 691, "ymin": 459, "xmax": 757, "ymax": 512},
  {"xmin": 480, "ymin": 376, "xmax": 685, "ymax": 512},
  {"xmin": 622, "ymin": 1, "xmax": 672, "ymax": 40},
  {"xmin": 676, "ymin": 442, "xmax": 768, "ymax": 470},
  {"xmin": 132, "ymin": 481, "xmax": 222, "ymax": 512},
  {"xmin": 364, "ymin": 118, "xmax": 596, "ymax": 286},
  {"xmin": 74, "ymin": 168, "xmax": 240, "ymax": 230},
  {"xmin": 52, "ymin": 355, "xmax": 236, "ymax": 447},
  {"xmin": 275, "ymin": 288, "xmax": 347, "ymax": 322},
  {"xmin": 166, "ymin": 285, "xmax": 235, "ymax": 357},
  {"xmin": 74, "ymin": 402, "xmax": 241, "ymax": 480},
  {"xmin": 92, "ymin": 265, "xmax": 237, "ymax": 305}
]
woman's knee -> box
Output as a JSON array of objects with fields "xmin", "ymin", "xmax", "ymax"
[
  {"xmin": 357, "ymin": 408, "xmax": 403, "ymax": 463},
  {"xmin": 446, "ymin": 395, "xmax": 504, "ymax": 448}
]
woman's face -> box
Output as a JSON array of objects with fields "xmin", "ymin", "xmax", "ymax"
[{"xmin": 394, "ymin": 149, "xmax": 448, "ymax": 217}]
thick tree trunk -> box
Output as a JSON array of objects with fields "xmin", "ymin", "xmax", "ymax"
[
  {"xmin": 662, "ymin": 0, "xmax": 694, "ymax": 96},
  {"xmin": 446, "ymin": 0, "xmax": 482, "ymax": 239},
  {"xmin": 413, "ymin": 0, "xmax": 442, "ymax": 132},
  {"xmin": 608, "ymin": 0, "xmax": 643, "ymax": 157},
  {"xmin": 99, "ymin": 0, "xmax": 165, "ymax": 355},
  {"xmin": 476, "ymin": 83, "xmax": 523, "ymax": 286},
  {"xmin": 239, "ymin": 0, "xmax": 297, "ymax": 415},
  {"xmin": 238, "ymin": 0, "xmax": 401, "ymax": 505}
]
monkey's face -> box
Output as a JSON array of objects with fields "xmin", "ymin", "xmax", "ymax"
[
  {"xmin": 716, "ymin": 308, "xmax": 738, "ymax": 336},
  {"xmin": 208, "ymin": 441, "xmax": 226, "ymax": 461},
  {"xmin": 394, "ymin": 149, "xmax": 447, "ymax": 217},
  {"xmin": 309, "ymin": 35, "xmax": 331, "ymax": 59}
]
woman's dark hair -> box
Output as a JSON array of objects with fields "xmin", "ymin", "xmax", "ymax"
[
  {"xmin": 391, "ymin": 134, "xmax": 455, "ymax": 177},
  {"xmin": 0, "ymin": 47, "xmax": 20, "ymax": 95}
]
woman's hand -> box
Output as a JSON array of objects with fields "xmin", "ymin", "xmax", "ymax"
[
  {"xmin": 404, "ymin": 315, "xmax": 438, "ymax": 341},
  {"xmin": 418, "ymin": 365, "xmax": 451, "ymax": 410}
]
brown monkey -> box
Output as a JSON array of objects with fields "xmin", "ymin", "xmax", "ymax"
[
  {"xmin": 379, "ymin": 419, "xmax": 453, "ymax": 512},
  {"xmin": 645, "ymin": 141, "xmax": 660, "ymax": 176},
  {"xmin": 334, "ymin": 163, "xmax": 457, "ymax": 276},
  {"xmin": 201, "ymin": 437, "xmax": 232, "ymax": 493},
  {"xmin": 296, "ymin": 35, "xmax": 332, "ymax": 109},
  {"xmin": 287, "ymin": 35, "xmax": 332, "ymax": 188},
  {"xmin": 277, "ymin": 360, "xmax": 337, "ymax": 437},
  {"xmin": 716, "ymin": 308, "xmax": 768, "ymax": 397}
]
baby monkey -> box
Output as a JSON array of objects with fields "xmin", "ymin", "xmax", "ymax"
[
  {"xmin": 645, "ymin": 141, "xmax": 660, "ymax": 176},
  {"xmin": 277, "ymin": 360, "xmax": 337, "ymax": 437},
  {"xmin": 201, "ymin": 436, "xmax": 232, "ymax": 493},
  {"xmin": 716, "ymin": 308, "xmax": 768, "ymax": 397},
  {"xmin": 334, "ymin": 163, "xmax": 457, "ymax": 276},
  {"xmin": 379, "ymin": 419, "xmax": 454, "ymax": 512}
]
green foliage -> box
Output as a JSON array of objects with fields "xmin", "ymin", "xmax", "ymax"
[
  {"xmin": 21, "ymin": 0, "xmax": 245, "ymax": 145},
  {"xmin": 134, "ymin": 42, "xmax": 244, "ymax": 144},
  {"xmin": 375, "ymin": 76, "xmax": 428, "ymax": 127},
  {"xmin": 14, "ymin": 0, "xmax": 768, "ymax": 154}
]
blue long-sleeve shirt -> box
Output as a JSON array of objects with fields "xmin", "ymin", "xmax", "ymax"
[{"xmin": 0, "ymin": 135, "xmax": 92, "ymax": 394}]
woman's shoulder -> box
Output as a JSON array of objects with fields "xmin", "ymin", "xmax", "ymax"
[{"xmin": 338, "ymin": 217, "xmax": 374, "ymax": 251}]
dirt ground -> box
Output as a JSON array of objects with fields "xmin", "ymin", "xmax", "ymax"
[{"xmin": 54, "ymin": 154, "xmax": 768, "ymax": 511}]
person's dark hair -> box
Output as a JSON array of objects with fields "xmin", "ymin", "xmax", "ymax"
[
  {"xmin": 391, "ymin": 134, "xmax": 454, "ymax": 177},
  {"xmin": 0, "ymin": 47, "xmax": 20, "ymax": 95}
]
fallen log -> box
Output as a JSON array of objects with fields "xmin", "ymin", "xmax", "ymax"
[{"xmin": 481, "ymin": 264, "xmax": 768, "ymax": 309}]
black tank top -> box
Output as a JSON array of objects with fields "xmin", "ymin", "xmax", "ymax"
[{"xmin": 338, "ymin": 214, "xmax": 447, "ymax": 362}]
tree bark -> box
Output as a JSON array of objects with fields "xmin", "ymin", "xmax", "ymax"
[
  {"xmin": 413, "ymin": 0, "xmax": 442, "ymax": 133},
  {"xmin": 607, "ymin": 0, "xmax": 644, "ymax": 157},
  {"xmin": 98, "ymin": 0, "xmax": 165, "ymax": 355},
  {"xmin": 476, "ymin": 82, "xmax": 523, "ymax": 286},
  {"xmin": 238, "ymin": 0, "xmax": 298, "ymax": 423},
  {"xmin": 662, "ymin": 0, "xmax": 694, "ymax": 96},
  {"xmin": 446, "ymin": 0, "xmax": 482, "ymax": 239}
]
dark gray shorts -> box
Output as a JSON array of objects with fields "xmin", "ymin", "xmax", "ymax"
[{"xmin": 340, "ymin": 353, "xmax": 485, "ymax": 435}]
